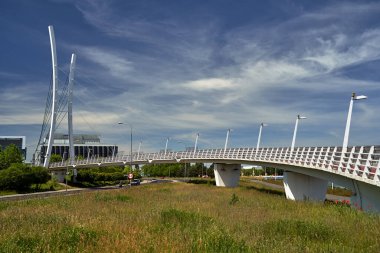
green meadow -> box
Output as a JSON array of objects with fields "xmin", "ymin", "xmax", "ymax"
[{"xmin": 0, "ymin": 181, "xmax": 379, "ymax": 252}]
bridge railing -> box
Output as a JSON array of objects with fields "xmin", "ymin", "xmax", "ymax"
[{"xmin": 48, "ymin": 145, "xmax": 380, "ymax": 184}]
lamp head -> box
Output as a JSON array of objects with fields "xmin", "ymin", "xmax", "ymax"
[
  {"xmin": 297, "ymin": 115, "xmax": 307, "ymax": 119},
  {"xmin": 354, "ymin": 95, "xmax": 367, "ymax": 100}
]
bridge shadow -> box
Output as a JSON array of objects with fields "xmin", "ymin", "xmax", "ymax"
[
  {"xmin": 187, "ymin": 179, "xmax": 216, "ymax": 185},
  {"xmin": 241, "ymin": 183, "xmax": 285, "ymax": 197},
  {"xmin": 186, "ymin": 179, "xmax": 285, "ymax": 196}
]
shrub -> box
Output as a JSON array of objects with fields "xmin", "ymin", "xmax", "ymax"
[
  {"xmin": 46, "ymin": 178, "xmax": 60, "ymax": 190},
  {"xmin": 0, "ymin": 164, "xmax": 49, "ymax": 191},
  {"xmin": 0, "ymin": 164, "xmax": 32, "ymax": 190},
  {"xmin": 76, "ymin": 169, "xmax": 126, "ymax": 185},
  {"xmin": 229, "ymin": 193, "xmax": 239, "ymax": 205},
  {"xmin": 30, "ymin": 166, "xmax": 50, "ymax": 189}
]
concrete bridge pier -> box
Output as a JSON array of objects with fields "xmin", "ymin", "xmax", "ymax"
[
  {"xmin": 51, "ymin": 171, "xmax": 66, "ymax": 183},
  {"xmin": 214, "ymin": 163, "xmax": 241, "ymax": 187},
  {"xmin": 283, "ymin": 171, "xmax": 328, "ymax": 201},
  {"xmin": 350, "ymin": 181, "xmax": 380, "ymax": 212}
]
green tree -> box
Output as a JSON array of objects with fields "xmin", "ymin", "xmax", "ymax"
[
  {"xmin": 141, "ymin": 163, "xmax": 183, "ymax": 177},
  {"xmin": 0, "ymin": 144, "xmax": 23, "ymax": 170},
  {"xmin": 50, "ymin": 154, "xmax": 63, "ymax": 163},
  {"xmin": 253, "ymin": 168, "xmax": 264, "ymax": 176},
  {"xmin": 242, "ymin": 168, "xmax": 254, "ymax": 176},
  {"xmin": 205, "ymin": 164, "xmax": 214, "ymax": 178},
  {"xmin": 188, "ymin": 163, "xmax": 207, "ymax": 177},
  {"xmin": 262, "ymin": 167, "xmax": 283, "ymax": 176}
]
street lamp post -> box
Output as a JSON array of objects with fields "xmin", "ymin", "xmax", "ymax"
[
  {"xmin": 342, "ymin": 92, "xmax": 367, "ymax": 153},
  {"xmin": 291, "ymin": 115, "xmax": 307, "ymax": 151},
  {"xmin": 165, "ymin": 137, "xmax": 169, "ymax": 155},
  {"xmin": 177, "ymin": 140, "xmax": 188, "ymax": 179},
  {"xmin": 86, "ymin": 148, "xmax": 92, "ymax": 164},
  {"xmin": 63, "ymin": 151, "xmax": 68, "ymax": 191},
  {"xmin": 194, "ymin": 133, "xmax": 199, "ymax": 156},
  {"xmin": 256, "ymin": 123, "xmax": 267, "ymax": 149},
  {"xmin": 167, "ymin": 138, "xmax": 171, "ymax": 177},
  {"xmin": 224, "ymin": 128, "xmax": 232, "ymax": 153},
  {"xmin": 118, "ymin": 122, "xmax": 133, "ymax": 174},
  {"xmin": 111, "ymin": 145, "xmax": 116, "ymax": 160},
  {"xmin": 137, "ymin": 141, "xmax": 142, "ymax": 158}
]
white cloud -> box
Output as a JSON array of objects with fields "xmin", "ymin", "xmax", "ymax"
[
  {"xmin": 0, "ymin": 113, "xmax": 43, "ymax": 125},
  {"xmin": 183, "ymin": 78, "xmax": 235, "ymax": 91},
  {"xmin": 80, "ymin": 47, "xmax": 134, "ymax": 80},
  {"xmin": 241, "ymin": 60, "xmax": 311, "ymax": 85},
  {"xmin": 304, "ymin": 30, "xmax": 380, "ymax": 71}
]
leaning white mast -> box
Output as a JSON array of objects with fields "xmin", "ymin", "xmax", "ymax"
[
  {"xmin": 68, "ymin": 53, "xmax": 76, "ymax": 165},
  {"xmin": 44, "ymin": 25, "xmax": 58, "ymax": 168}
]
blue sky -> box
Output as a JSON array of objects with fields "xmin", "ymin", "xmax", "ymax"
[{"xmin": 1, "ymin": 0, "xmax": 380, "ymax": 161}]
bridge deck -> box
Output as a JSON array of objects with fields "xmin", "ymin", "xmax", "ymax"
[{"xmin": 49, "ymin": 146, "xmax": 380, "ymax": 187}]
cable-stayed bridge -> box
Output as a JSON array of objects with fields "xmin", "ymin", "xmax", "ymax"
[
  {"xmin": 35, "ymin": 26, "xmax": 380, "ymax": 212},
  {"xmin": 48, "ymin": 146, "xmax": 380, "ymax": 212}
]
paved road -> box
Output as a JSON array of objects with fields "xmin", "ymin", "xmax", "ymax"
[
  {"xmin": 0, "ymin": 188, "xmax": 87, "ymax": 202},
  {"xmin": 0, "ymin": 179, "xmax": 174, "ymax": 202}
]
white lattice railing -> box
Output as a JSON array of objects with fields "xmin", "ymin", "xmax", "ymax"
[{"xmin": 49, "ymin": 146, "xmax": 380, "ymax": 185}]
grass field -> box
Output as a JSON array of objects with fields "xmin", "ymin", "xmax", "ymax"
[{"xmin": 0, "ymin": 181, "xmax": 379, "ymax": 252}]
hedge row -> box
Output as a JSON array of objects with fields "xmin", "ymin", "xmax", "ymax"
[
  {"xmin": 76, "ymin": 170, "xmax": 126, "ymax": 183},
  {"xmin": 0, "ymin": 164, "xmax": 50, "ymax": 191}
]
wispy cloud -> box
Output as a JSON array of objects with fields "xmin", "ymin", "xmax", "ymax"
[
  {"xmin": 80, "ymin": 47, "xmax": 134, "ymax": 80},
  {"xmin": 2, "ymin": 0, "xmax": 380, "ymax": 160}
]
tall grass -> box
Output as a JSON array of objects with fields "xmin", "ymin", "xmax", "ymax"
[{"xmin": 0, "ymin": 182, "xmax": 379, "ymax": 252}]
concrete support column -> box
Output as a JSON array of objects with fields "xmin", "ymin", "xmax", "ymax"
[
  {"xmin": 283, "ymin": 171, "xmax": 328, "ymax": 201},
  {"xmin": 214, "ymin": 163, "xmax": 241, "ymax": 187},
  {"xmin": 51, "ymin": 171, "xmax": 65, "ymax": 183},
  {"xmin": 351, "ymin": 181, "xmax": 380, "ymax": 212}
]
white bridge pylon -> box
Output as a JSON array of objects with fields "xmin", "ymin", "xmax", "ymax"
[
  {"xmin": 35, "ymin": 26, "xmax": 77, "ymax": 168},
  {"xmin": 43, "ymin": 26, "xmax": 58, "ymax": 168},
  {"xmin": 49, "ymin": 145, "xmax": 380, "ymax": 212}
]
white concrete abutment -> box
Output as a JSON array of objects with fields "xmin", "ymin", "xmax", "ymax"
[
  {"xmin": 350, "ymin": 180, "xmax": 380, "ymax": 212},
  {"xmin": 283, "ymin": 171, "xmax": 328, "ymax": 201},
  {"xmin": 214, "ymin": 163, "xmax": 241, "ymax": 187},
  {"xmin": 281, "ymin": 169, "xmax": 380, "ymax": 212}
]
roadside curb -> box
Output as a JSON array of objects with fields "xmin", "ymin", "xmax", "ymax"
[{"xmin": 0, "ymin": 188, "xmax": 86, "ymax": 202}]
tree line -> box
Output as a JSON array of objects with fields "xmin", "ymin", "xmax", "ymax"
[
  {"xmin": 71, "ymin": 163, "xmax": 214, "ymax": 187},
  {"xmin": 142, "ymin": 163, "xmax": 214, "ymax": 178},
  {"xmin": 241, "ymin": 167, "xmax": 284, "ymax": 176}
]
